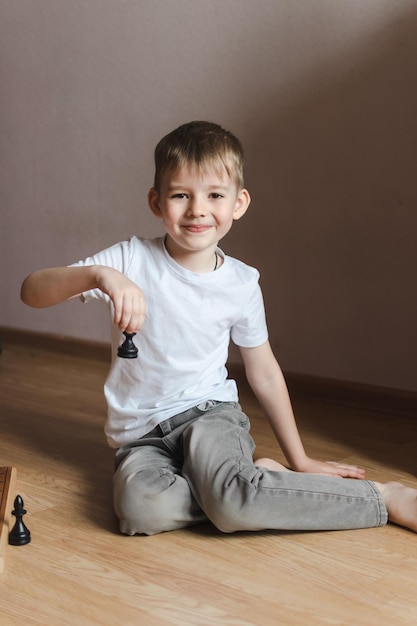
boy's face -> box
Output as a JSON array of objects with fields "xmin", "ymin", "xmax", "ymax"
[{"xmin": 148, "ymin": 164, "xmax": 250, "ymax": 262}]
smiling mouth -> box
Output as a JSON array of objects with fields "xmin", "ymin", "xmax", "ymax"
[{"xmin": 182, "ymin": 224, "xmax": 212, "ymax": 233}]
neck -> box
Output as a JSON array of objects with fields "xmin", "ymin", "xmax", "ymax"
[{"xmin": 164, "ymin": 237, "xmax": 219, "ymax": 273}]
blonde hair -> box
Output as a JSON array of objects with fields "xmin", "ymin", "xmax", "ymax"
[{"xmin": 153, "ymin": 121, "xmax": 244, "ymax": 191}]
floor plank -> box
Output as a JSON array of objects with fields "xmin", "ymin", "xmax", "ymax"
[{"xmin": 0, "ymin": 337, "xmax": 417, "ymax": 625}]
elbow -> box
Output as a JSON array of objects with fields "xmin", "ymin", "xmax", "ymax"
[{"xmin": 20, "ymin": 275, "xmax": 39, "ymax": 307}]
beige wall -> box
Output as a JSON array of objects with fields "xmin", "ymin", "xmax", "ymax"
[{"xmin": 1, "ymin": 1, "xmax": 416, "ymax": 392}]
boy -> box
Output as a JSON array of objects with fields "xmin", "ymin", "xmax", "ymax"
[{"xmin": 21, "ymin": 121, "xmax": 417, "ymax": 536}]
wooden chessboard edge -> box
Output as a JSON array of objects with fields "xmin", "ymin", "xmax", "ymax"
[{"xmin": 0, "ymin": 467, "xmax": 17, "ymax": 574}]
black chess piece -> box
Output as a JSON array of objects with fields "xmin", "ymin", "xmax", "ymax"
[
  {"xmin": 117, "ymin": 331, "xmax": 138, "ymax": 358},
  {"xmin": 9, "ymin": 495, "xmax": 31, "ymax": 546}
]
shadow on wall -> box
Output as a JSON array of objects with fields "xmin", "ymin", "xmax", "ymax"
[{"xmin": 226, "ymin": 8, "xmax": 417, "ymax": 392}]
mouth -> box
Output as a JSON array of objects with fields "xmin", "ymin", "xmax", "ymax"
[{"xmin": 181, "ymin": 224, "xmax": 212, "ymax": 233}]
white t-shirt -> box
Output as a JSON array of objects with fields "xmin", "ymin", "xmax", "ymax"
[{"xmin": 72, "ymin": 236, "xmax": 268, "ymax": 447}]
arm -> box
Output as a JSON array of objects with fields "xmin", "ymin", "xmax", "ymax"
[
  {"xmin": 239, "ymin": 341, "xmax": 365, "ymax": 478},
  {"xmin": 21, "ymin": 265, "xmax": 146, "ymax": 333}
]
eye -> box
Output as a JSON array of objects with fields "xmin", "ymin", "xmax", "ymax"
[
  {"xmin": 209, "ymin": 193, "xmax": 224, "ymax": 199},
  {"xmin": 171, "ymin": 193, "xmax": 188, "ymax": 199}
]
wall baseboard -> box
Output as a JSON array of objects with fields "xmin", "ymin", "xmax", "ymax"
[
  {"xmin": 227, "ymin": 363, "xmax": 417, "ymax": 419},
  {"xmin": 1, "ymin": 326, "xmax": 416, "ymax": 419},
  {"xmin": 0, "ymin": 326, "xmax": 111, "ymax": 361}
]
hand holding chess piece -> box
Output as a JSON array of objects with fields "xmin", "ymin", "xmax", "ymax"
[
  {"xmin": 9, "ymin": 495, "xmax": 31, "ymax": 546},
  {"xmin": 117, "ymin": 331, "xmax": 138, "ymax": 359}
]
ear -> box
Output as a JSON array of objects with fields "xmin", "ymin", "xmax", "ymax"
[
  {"xmin": 148, "ymin": 188, "xmax": 162, "ymax": 218},
  {"xmin": 233, "ymin": 188, "xmax": 251, "ymax": 221}
]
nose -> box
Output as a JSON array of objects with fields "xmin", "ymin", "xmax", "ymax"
[{"xmin": 187, "ymin": 197, "xmax": 206, "ymax": 217}]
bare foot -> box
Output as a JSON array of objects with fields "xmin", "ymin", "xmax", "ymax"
[
  {"xmin": 254, "ymin": 457, "xmax": 291, "ymax": 472},
  {"xmin": 375, "ymin": 481, "xmax": 417, "ymax": 533}
]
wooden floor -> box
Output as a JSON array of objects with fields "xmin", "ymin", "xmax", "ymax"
[{"xmin": 1, "ymin": 335, "xmax": 417, "ymax": 626}]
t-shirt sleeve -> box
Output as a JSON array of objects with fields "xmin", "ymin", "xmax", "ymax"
[
  {"xmin": 69, "ymin": 239, "xmax": 131, "ymax": 304},
  {"xmin": 230, "ymin": 282, "xmax": 269, "ymax": 348}
]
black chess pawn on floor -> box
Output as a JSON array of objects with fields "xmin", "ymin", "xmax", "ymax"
[
  {"xmin": 117, "ymin": 331, "xmax": 138, "ymax": 359},
  {"xmin": 9, "ymin": 495, "xmax": 31, "ymax": 546}
]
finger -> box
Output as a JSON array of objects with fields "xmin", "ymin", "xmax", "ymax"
[
  {"xmin": 119, "ymin": 309, "xmax": 135, "ymax": 332},
  {"xmin": 120, "ymin": 291, "xmax": 143, "ymax": 331},
  {"xmin": 112, "ymin": 296, "xmax": 124, "ymax": 327},
  {"xmin": 126, "ymin": 297, "xmax": 146, "ymax": 333},
  {"xmin": 333, "ymin": 467, "xmax": 366, "ymax": 480},
  {"xmin": 326, "ymin": 462, "xmax": 365, "ymax": 475}
]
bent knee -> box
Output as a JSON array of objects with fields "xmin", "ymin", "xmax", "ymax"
[
  {"xmin": 117, "ymin": 500, "xmax": 172, "ymax": 536},
  {"xmin": 114, "ymin": 467, "xmax": 175, "ymax": 535},
  {"xmin": 202, "ymin": 499, "xmax": 244, "ymax": 534},
  {"xmin": 113, "ymin": 466, "xmax": 200, "ymax": 535}
]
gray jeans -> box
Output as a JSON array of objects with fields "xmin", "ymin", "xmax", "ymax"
[{"xmin": 113, "ymin": 401, "xmax": 388, "ymax": 535}]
